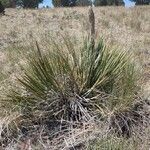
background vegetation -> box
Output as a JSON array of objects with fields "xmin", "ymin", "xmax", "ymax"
[{"xmin": 0, "ymin": 0, "xmax": 149, "ymax": 8}]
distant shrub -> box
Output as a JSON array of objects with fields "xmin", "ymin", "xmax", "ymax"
[{"xmin": 0, "ymin": 1, "xmax": 5, "ymax": 14}]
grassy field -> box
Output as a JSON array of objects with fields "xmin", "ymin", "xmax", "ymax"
[{"xmin": 0, "ymin": 6, "xmax": 150, "ymax": 149}]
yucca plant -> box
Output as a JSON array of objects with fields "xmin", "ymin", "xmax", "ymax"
[{"xmin": 8, "ymin": 36, "xmax": 139, "ymax": 131}]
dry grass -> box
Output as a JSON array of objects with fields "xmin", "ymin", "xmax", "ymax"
[
  {"xmin": 0, "ymin": 6, "xmax": 150, "ymax": 150},
  {"xmin": 0, "ymin": 6, "xmax": 150, "ymax": 82}
]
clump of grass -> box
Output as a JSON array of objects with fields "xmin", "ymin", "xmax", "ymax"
[
  {"xmin": 1, "ymin": 35, "xmax": 141, "ymax": 148},
  {"xmin": 8, "ymin": 36, "xmax": 138, "ymax": 123}
]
